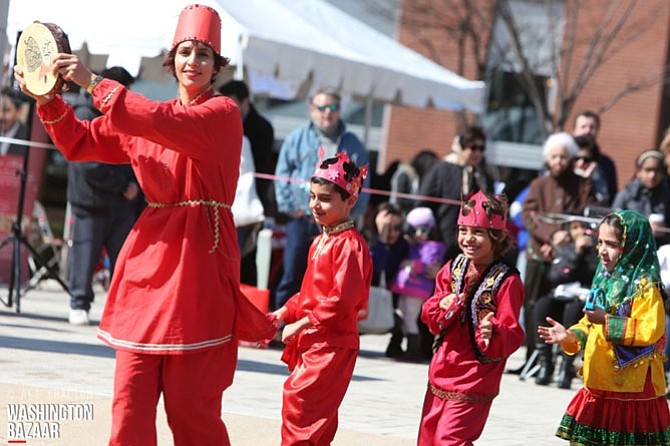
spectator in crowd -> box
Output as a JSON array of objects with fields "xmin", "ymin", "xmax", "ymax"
[
  {"xmin": 391, "ymin": 207, "xmax": 445, "ymax": 362},
  {"xmin": 0, "ymin": 87, "xmax": 29, "ymax": 156},
  {"xmin": 389, "ymin": 149, "xmax": 438, "ymax": 214},
  {"xmin": 520, "ymin": 132, "xmax": 596, "ymax": 369},
  {"xmin": 231, "ymin": 135, "xmax": 265, "ymax": 286},
  {"xmin": 62, "ymin": 66, "xmax": 142, "ymax": 325},
  {"xmin": 420, "ymin": 126, "xmax": 494, "ymax": 261},
  {"xmin": 273, "ymin": 86, "xmax": 369, "ymax": 310},
  {"xmin": 218, "ymin": 80, "xmax": 275, "ymax": 214},
  {"xmin": 366, "ymin": 202, "xmax": 410, "ymax": 358},
  {"xmin": 572, "ymin": 110, "xmax": 618, "ymax": 205},
  {"xmin": 573, "ymin": 134, "xmax": 610, "ymax": 207},
  {"xmin": 533, "ymin": 220, "xmax": 598, "ymax": 389},
  {"xmin": 612, "ymin": 149, "xmax": 670, "ymax": 247},
  {"xmin": 219, "ymin": 83, "xmax": 267, "ymax": 285}
]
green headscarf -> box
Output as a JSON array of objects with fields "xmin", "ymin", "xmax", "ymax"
[
  {"xmin": 591, "ymin": 209, "xmax": 662, "ymax": 313},
  {"xmin": 589, "ymin": 210, "xmax": 662, "ymax": 368}
]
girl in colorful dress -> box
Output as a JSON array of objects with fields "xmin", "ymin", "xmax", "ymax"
[
  {"xmin": 14, "ymin": 5, "xmax": 275, "ymax": 445},
  {"xmin": 273, "ymin": 150, "xmax": 372, "ymax": 445},
  {"xmin": 391, "ymin": 206, "xmax": 446, "ymax": 361},
  {"xmin": 539, "ymin": 210, "xmax": 670, "ymax": 445},
  {"xmin": 418, "ymin": 191, "xmax": 525, "ymax": 445}
]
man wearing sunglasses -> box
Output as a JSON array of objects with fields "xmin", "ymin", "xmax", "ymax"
[{"xmin": 274, "ymin": 86, "xmax": 369, "ymax": 310}]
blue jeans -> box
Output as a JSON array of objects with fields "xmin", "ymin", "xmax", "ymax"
[{"xmin": 273, "ymin": 217, "xmax": 320, "ymax": 309}]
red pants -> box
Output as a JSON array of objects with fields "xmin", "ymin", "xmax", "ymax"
[
  {"xmin": 417, "ymin": 390, "xmax": 492, "ymax": 446},
  {"xmin": 281, "ymin": 344, "xmax": 357, "ymax": 445},
  {"xmin": 109, "ymin": 343, "xmax": 237, "ymax": 446}
]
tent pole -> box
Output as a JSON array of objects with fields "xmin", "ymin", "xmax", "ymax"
[{"xmin": 363, "ymin": 94, "xmax": 373, "ymax": 147}]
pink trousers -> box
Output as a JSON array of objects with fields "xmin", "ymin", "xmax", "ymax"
[{"xmin": 417, "ymin": 389, "xmax": 492, "ymax": 446}]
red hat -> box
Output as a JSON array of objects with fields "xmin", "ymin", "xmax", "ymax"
[
  {"xmin": 172, "ymin": 4, "xmax": 221, "ymax": 55},
  {"xmin": 457, "ymin": 190, "xmax": 507, "ymax": 230},
  {"xmin": 312, "ymin": 148, "xmax": 368, "ymax": 198}
]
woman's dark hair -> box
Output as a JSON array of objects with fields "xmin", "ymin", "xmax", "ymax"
[
  {"xmin": 162, "ymin": 41, "xmax": 229, "ymax": 84},
  {"xmin": 458, "ymin": 126, "xmax": 486, "ymax": 150},
  {"xmin": 411, "ymin": 149, "xmax": 439, "ymax": 181}
]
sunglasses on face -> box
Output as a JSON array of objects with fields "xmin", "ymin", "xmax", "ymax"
[
  {"xmin": 468, "ymin": 144, "xmax": 485, "ymax": 152},
  {"xmin": 576, "ymin": 156, "xmax": 594, "ymax": 163},
  {"xmin": 314, "ymin": 103, "xmax": 340, "ymax": 112}
]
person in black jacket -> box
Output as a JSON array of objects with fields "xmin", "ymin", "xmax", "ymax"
[
  {"xmin": 217, "ymin": 80, "xmax": 275, "ymax": 214},
  {"xmin": 63, "ymin": 66, "xmax": 142, "ymax": 325},
  {"xmin": 418, "ymin": 126, "xmax": 494, "ymax": 261},
  {"xmin": 533, "ymin": 219, "xmax": 599, "ymax": 389}
]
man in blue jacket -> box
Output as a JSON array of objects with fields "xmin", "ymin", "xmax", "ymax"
[{"xmin": 273, "ymin": 87, "xmax": 369, "ymax": 309}]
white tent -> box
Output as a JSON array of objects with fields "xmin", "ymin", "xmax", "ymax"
[{"xmin": 6, "ymin": 0, "xmax": 485, "ymax": 112}]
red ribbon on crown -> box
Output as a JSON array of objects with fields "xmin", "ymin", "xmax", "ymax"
[
  {"xmin": 312, "ymin": 148, "xmax": 368, "ymax": 197},
  {"xmin": 457, "ymin": 190, "xmax": 507, "ymax": 230}
]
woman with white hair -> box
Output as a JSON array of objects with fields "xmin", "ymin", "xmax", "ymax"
[{"xmin": 519, "ymin": 132, "xmax": 598, "ymax": 383}]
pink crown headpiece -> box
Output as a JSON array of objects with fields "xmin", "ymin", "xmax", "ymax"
[
  {"xmin": 457, "ymin": 190, "xmax": 507, "ymax": 230},
  {"xmin": 312, "ymin": 148, "xmax": 368, "ymax": 197}
]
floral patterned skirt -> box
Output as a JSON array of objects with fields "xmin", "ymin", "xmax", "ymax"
[{"xmin": 557, "ymin": 373, "xmax": 670, "ymax": 445}]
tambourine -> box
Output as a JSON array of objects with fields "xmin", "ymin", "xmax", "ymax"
[{"xmin": 16, "ymin": 21, "xmax": 72, "ymax": 96}]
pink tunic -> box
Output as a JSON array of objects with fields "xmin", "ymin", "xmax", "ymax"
[
  {"xmin": 38, "ymin": 79, "xmax": 273, "ymax": 354},
  {"xmin": 418, "ymin": 257, "xmax": 525, "ymax": 444}
]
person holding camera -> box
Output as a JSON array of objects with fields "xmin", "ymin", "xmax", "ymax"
[{"xmin": 533, "ymin": 219, "xmax": 599, "ymax": 388}]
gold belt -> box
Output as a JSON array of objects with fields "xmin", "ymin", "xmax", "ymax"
[
  {"xmin": 429, "ymin": 383, "xmax": 496, "ymax": 404},
  {"xmin": 147, "ymin": 199, "xmax": 232, "ymax": 253}
]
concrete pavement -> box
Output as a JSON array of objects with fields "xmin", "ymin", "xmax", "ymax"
[{"xmin": 0, "ymin": 280, "xmax": 577, "ymax": 445}]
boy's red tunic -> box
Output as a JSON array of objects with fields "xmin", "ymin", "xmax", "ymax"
[
  {"xmin": 280, "ymin": 225, "xmax": 372, "ymax": 445},
  {"xmin": 37, "ymin": 79, "xmax": 272, "ymax": 354}
]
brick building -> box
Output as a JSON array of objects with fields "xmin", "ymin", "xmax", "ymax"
[{"xmin": 382, "ymin": 0, "xmax": 670, "ymax": 196}]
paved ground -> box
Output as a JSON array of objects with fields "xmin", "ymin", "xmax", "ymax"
[{"xmin": 0, "ymin": 280, "xmax": 579, "ymax": 445}]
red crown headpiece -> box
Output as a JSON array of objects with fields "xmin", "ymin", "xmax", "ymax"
[
  {"xmin": 312, "ymin": 148, "xmax": 368, "ymax": 197},
  {"xmin": 457, "ymin": 190, "xmax": 507, "ymax": 230},
  {"xmin": 172, "ymin": 4, "xmax": 221, "ymax": 55}
]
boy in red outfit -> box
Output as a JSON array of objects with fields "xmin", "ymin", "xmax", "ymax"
[
  {"xmin": 273, "ymin": 150, "xmax": 372, "ymax": 445},
  {"xmin": 418, "ymin": 191, "xmax": 525, "ymax": 446}
]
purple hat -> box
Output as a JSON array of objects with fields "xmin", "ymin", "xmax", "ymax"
[{"xmin": 406, "ymin": 207, "xmax": 436, "ymax": 229}]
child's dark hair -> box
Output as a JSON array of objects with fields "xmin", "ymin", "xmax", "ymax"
[
  {"xmin": 311, "ymin": 156, "xmax": 361, "ymax": 200},
  {"xmin": 600, "ymin": 213, "xmax": 624, "ymax": 241},
  {"xmin": 311, "ymin": 176, "xmax": 350, "ymax": 200}
]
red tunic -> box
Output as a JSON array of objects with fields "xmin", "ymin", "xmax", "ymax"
[
  {"xmin": 279, "ymin": 226, "xmax": 372, "ymax": 445},
  {"xmin": 38, "ymin": 79, "xmax": 273, "ymax": 354},
  {"xmin": 419, "ymin": 258, "xmax": 525, "ymax": 444}
]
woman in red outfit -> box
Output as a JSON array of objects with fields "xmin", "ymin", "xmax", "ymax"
[{"xmin": 14, "ymin": 5, "xmax": 275, "ymax": 446}]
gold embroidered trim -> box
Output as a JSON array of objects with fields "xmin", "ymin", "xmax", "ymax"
[
  {"xmin": 429, "ymin": 383, "xmax": 496, "ymax": 404},
  {"xmin": 147, "ymin": 199, "xmax": 232, "ymax": 253},
  {"xmin": 101, "ymin": 86, "xmax": 121, "ymax": 106},
  {"xmin": 42, "ymin": 110, "xmax": 67, "ymax": 125},
  {"xmin": 312, "ymin": 219, "xmax": 355, "ymax": 259}
]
